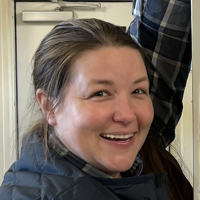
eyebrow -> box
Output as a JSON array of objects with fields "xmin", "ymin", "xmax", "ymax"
[
  {"xmin": 89, "ymin": 76, "xmax": 148, "ymax": 85},
  {"xmin": 90, "ymin": 79, "xmax": 114, "ymax": 85},
  {"xmin": 133, "ymin": 76, "xmax": 149, "ymax": 84}
]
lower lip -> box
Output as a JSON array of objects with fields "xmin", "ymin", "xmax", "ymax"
[{"xmin": 100, "ymin": 133, "xmax": 136, "ymax": 149}]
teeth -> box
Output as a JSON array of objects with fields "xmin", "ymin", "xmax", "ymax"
[{"xmin": 101, "ymin": 133, "xmax": 133, "ymax": 139}]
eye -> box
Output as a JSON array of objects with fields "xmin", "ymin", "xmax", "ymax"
[
  {"xmin": 91, "ymin": 91, "xmax": 109, "ymax": 97},
  {"xmin": 132, "ymin": 89, "xmax": 145, "ymax": 94}
]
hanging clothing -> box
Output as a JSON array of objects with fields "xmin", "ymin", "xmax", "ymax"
[{"xmin": 128, "ymin": 0, "xmax": 191, "ymax": 147}]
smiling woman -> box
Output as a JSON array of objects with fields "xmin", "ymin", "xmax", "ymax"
[
  {"xmin": 0, "ymin": 2, "xmax": 193, "ymax": 198},
  {"xmin": 33, "ymin": 20, "xmax": 154, "ymax": 181},
  {"xmin": 0, "ymin": 18, "xmax": 158, "ymax": 199},
  {"xmin": 40, "ymin": 46, "xmax": 153, "ymax": 178}
]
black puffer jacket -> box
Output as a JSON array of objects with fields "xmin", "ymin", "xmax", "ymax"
[{"xmin": 0, "ymin": 133, "xmax": 169, "ymax": 200}]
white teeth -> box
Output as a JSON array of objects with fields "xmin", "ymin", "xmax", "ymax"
[{"xmin": 101, "ymin": 133, "xmax": 133, "ymax": 139}]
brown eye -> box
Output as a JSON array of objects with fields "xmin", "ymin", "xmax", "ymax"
[
  {"xmin": 132, "ymin": 89, "xmax": 145, "ymax": 94},
  {"xmin": 92, "ymin": 91, "xmax": 108, "ymax": 97}
]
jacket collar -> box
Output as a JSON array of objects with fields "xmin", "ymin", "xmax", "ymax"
[{"xmin": 48, "ymin": 131, "xmax": 143, "ymax": 178}]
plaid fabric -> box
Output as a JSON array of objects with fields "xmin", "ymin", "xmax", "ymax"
[
  {"xmin": 128, "ymin": 0, "xmax": 191, "ymax": 147},
  {"xmin": 48, "ymin": 132, "xmax": 143, "ymax": 178}
]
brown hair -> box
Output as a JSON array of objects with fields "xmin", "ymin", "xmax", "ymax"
[
  {"xmin": 140, "ymin": 133, "xmax": 193, "ymax": 200},
  {"xmin": 31, "ymin": 18, "xmax": 150, "ymax": 149}
]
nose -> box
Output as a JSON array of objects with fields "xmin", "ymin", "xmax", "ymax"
[{"xmin": 113, "ymin": 96, "xmax": 136, "ymax": 125}]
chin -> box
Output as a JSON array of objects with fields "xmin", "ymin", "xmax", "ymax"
[{"xmin": 104, "ymin": 158, "xmax": 135, "ymax": 175}]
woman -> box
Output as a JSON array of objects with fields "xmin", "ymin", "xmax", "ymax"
[
  {"xmin": 0, "ymin": 17, "xmax": 192, "ymax": 200},
  {"xmin": 2, "ymin": 18, "xmax": 161, "ymax": 199},
  {"xmin": 0, "ymin": 0, "xmax": 193, "ymax": 199}
]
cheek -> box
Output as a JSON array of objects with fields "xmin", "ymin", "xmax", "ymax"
[
  {"xmin": 77, "ymin": 107, "xmax": 112, "ymax": 131},
  {"xmin": 138, "ymin": 100, "xmax": 154, "ymax": 130},
  {"xmin": 147, "ymin": 100, "xmax": 154, "ymax": 123}
]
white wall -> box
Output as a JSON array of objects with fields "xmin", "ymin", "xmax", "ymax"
[
  {"xmin": 191, "ymin": 0, "xmax": 200, "ymax": 198},
  {"xmin": 0, "ymin": 0, "xmax": 16, "ymax": 184},
  {"xmin": 171, "ymin": 71, "xmax": 193, "ymax": 185}
]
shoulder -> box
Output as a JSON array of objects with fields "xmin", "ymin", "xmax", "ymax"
[
  {"xmin": 0, "ymin": 132, "xmax": 106, "ymax": 200},
  {"xmin": 0, "ymin": 167, "xmax": 111, "ymax": 200}
]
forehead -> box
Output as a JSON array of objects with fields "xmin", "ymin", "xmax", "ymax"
[{"xmin": 71, "ymin": 46, "xmax": 147, "ymax": 78}]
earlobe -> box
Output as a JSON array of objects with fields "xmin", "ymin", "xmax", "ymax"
[{"xmin": 36, "ymin": 89, "xmax": 57, "ymax": 126}]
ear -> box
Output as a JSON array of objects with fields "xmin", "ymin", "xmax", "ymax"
[{"xmin": 36, "ymin": 89, "xmax": 57, "ymax": 126}]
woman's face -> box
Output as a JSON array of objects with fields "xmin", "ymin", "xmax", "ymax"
[{"xmin": 53, "ymin": 46, "xmax": 154, "ymax": 178}]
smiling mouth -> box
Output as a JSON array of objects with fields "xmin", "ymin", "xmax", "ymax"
[{"xmin": 100, "ymin": 133, "xmax": 133, "ymax": 142}]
